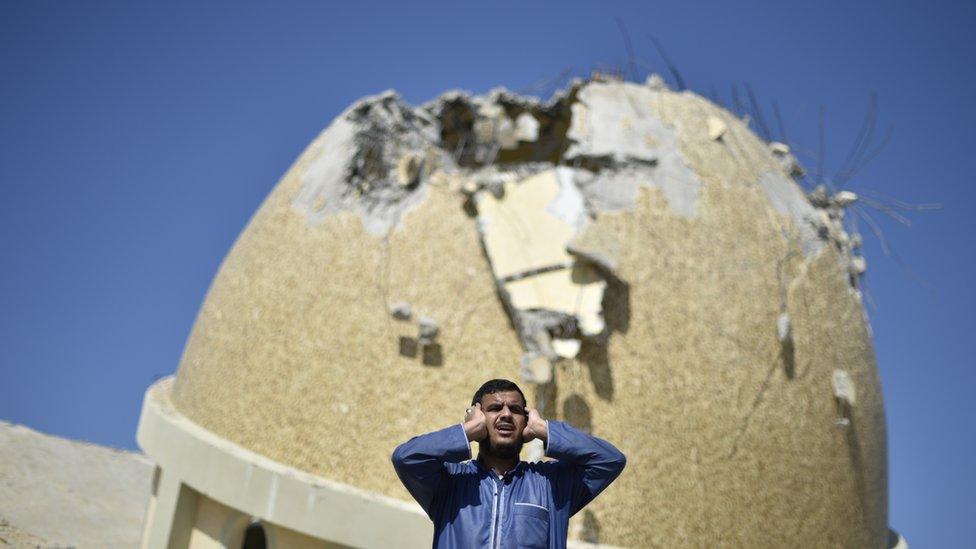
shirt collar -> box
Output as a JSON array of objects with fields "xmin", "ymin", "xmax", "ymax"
[{"xmin": 475, "ymin": 454, "xmax": 526, "ymax": 481}]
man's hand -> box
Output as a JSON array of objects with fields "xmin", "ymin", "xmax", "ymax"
[
  {"xmin": 522, "ymin": 407, "xmax": 548, "ymax": 445},
  {"xmin": 463, "ymin": 403, "xmax": 487, "ymax": 442}
]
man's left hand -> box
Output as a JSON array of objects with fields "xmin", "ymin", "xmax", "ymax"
[{"xmin": 522, "ymin": 407, "xmax": 548, "ymax": 445}]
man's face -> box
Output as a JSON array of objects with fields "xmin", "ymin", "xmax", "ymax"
[{"xmin": 479, "ymin": 390, "xmax": 528, "ymax": 459}]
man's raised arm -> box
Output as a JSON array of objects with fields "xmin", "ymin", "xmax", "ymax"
[
  {"xmin": 391, "ymin": 403, "xmax": 487, "ymax": 516},
  {"xmin": 544, "ymin": 420, "xmax": 627, "ymax": 516}
]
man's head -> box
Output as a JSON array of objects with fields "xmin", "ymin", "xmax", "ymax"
[{"xmin": 471, "ymin": 379, "xmax": 528, "ymax": 459}]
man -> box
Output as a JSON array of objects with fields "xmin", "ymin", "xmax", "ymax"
[{"xmin": 391, "ymin": 379, "xmax": 626, "ymax": 549}]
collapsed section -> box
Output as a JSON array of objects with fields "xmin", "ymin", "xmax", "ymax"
[
  {"xmin": 289, "ymin": 77, "xmax": 872, "ymax": 388},
  {"xmin": 472, "ymin": 168, "xmax": 614, "ymax": 384},
  {"xmin": 294, "ymin": 91, "xmax": 447, "ymax": 236}
]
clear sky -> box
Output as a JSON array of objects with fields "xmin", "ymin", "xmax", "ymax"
[{"xmin": 1, "ymin": 1, "xmax": 973, "ymax": 545}]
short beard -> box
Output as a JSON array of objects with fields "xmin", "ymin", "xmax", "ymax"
[{"xmin": 482, "ymin": 437, "xmax": 523, "ymax": 460}]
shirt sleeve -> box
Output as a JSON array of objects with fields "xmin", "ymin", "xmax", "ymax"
[
  {"xmin": 544, "ymin": 420, "xmax": 627, "ymax": 516},
  {"xmin": 391, "ymin": 424, "xmax": 471, "ymax": 518}
]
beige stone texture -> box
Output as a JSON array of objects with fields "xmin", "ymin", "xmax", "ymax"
[{"xmin": 171, "ymin": 85, "xmax": 886, "ymax": 547}]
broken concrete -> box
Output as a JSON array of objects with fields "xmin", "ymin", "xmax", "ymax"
[
  {"xmin": 807, "ymin": 184, "xmax": 831, "ymax": 208},
  {"xmin": 707, "ymin": 116, "xmax": 728, "ymax": 141},
  {"xmin": 418, "ymin": 316, "xmax": 439, "ymax": 346},
  {"xmin": 426, "ymin": 87, "xmax": 575, "ymax": 167},
  {"xmin": 575, "ymin": 163, "xmax": 700, "ymax": 219},
  {"xmin": 565, "ymin": 81, "xmax": 703, "ymax": 218},
  {"xmin": 288, "ymin": 78, "xmax": 881, "ymax": 400},
  {"xmin": 552, "ymin": 338, "xmax": 582, "ymax": 360},
  {"xmin": 645, "ymin": 73, "xmax": 668, "ymax": 90},
  {"xmin": 757, "ymin": 171, "xmax": 825, "ymax": 257},
  {"xmin": 288, "ymin": 78, "xmax": 876, "ymax": 391},
  {"xmin": 294, "ymin": 91, "xmax": 445, "ymax": 236},
  {"xmin": 759, "ymin": 171, "xmax": 868, "ymax": 291},
  {"xmin": 471, "ymin": 168, "xmax": 609, "ymax": 383},
  {"xmin": 769, "ymin": 142, "xmax": 805, "ymax": 179},
  {"xmin": 475, "ymin": 169, "xmax": 585, "ymax": 278},
  {"xmin": 777, "ymin": 312, "xmax": 792, "ymax": 343},
  {"xmin": 389, "ymin": 300, "xmax": 412, "ymax": 320},
  {"xmin": 515, "ymin": 112, "xmax": 540, "ymax": 143},
  {"xmin": 834, "ymin": 190, "xmax": 858, "ymax": 207},
  {"xmin": 832, "ymin": 369, "xmax": 857, "ymax": 427}
]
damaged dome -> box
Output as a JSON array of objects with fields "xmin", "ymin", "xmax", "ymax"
[{"xmin": 172, "ymin": 76, "xmax": 888, "ymax": 547}]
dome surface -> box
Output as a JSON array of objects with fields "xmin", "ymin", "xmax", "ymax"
[{"xmin": 172, "ymin": 79, "xmax": 887, "ymax": 547}]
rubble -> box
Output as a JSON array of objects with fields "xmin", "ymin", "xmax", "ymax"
[
  {"xmin": 514, "ymin": 112, "xmax": 540, "ymax": 143},
  {"xmin": 575, "ymin": 163, "xmax": 700, "ymax": 218},
  {"xmin": 470, "ymin": 168, "xmax": 609, "ymax": 382},
  {"xmin": 707, "ymin": 116, "xmax": 728, "ymax": 141},
  {"xmin": 832, "ymin": 369, "xmax": 857, "ymax": 427},
  {"xmin": 294, "ymin": 91, "xmax": 444, "ymax": 236},
  {"xmin": 770, "ymin": 141, "xmax": 806, "ymax": 179},
  {"xmin": 834, "ymin": 190, "xmax": 859, "ymax": 207},
  {"xmin": 777, "ymin": 312, "xmax": 792, "ymax": 343},
  {"xmin": 567, "ymin": 81, "xmax": 677, "ymax": 164},
  {"xmin": 389, "ymin": 301, "xmax": 412, "ymax": 320},
  {"xmin": 807, "ymin": 184, "xmax": 831, "ymax": 208},
  {"xmin": 418, "ymin": 316, "xmax": 439, "ymax": 346},
  {"xmin": 395, "ymin": 153, "xmax": 424, "ymax": 188},
  {"xmin": 645, "ymin": 73, "xmax": 667, "ymax": 90},
  {"xmin": 426, "ymin": 87, "xmax": 574, "ymax": 167},
  {"xmin": 552, "ymin": 338, "xmax": 582, "ymax": 359}
]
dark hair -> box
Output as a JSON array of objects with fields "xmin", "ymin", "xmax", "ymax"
[{"xmin": 471, "ymin": 379, "xmax": 526, "ymax": 407}]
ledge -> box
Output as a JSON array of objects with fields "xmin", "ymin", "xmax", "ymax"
[{"xmin": 136, "ymin": 377, "xmax": 432, "ymax": 548}]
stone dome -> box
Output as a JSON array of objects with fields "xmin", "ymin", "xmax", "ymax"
[{"xmin": 170, "ymin": 78, "xmax": 887, "ymax": 547}]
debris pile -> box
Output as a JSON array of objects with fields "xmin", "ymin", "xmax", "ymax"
[{"xmin": 806, "ymin": 184, "xmax": 867, "ymax": 288}]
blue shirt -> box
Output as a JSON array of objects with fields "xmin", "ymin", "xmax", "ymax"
[{"xmin": 392, "ymin": 421, "xmax": 626, "ymax": 548}]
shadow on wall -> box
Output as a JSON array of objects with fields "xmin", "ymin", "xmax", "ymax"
[
  {"xmin": 842, "ymin": 409, "xmax": 876, "ymax": 538},
  {"xmin": 563, "ymin": 394, "xmax": 593, "ymax": 434},
  {"xmin": 581, "ymin": 509, "xmax": 601, "ymax": 544},
  {"xmin": 578, "ymin": 275, "xmax": 630, "ymax": 401},
  {"xmin": 398, "ymin": 337, "xmax": 444, "ymax": 367}
]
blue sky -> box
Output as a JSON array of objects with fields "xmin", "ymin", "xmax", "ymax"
[{"xmin": 1, "ymin": 1, "xmax": 973, "ymax": 545}]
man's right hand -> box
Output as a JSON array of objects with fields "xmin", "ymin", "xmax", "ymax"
[{"xmin": 463, "ymin": 402, "xmax": 487, "ymax": 442}]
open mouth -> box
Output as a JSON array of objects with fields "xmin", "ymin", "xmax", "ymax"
[{"xmin": 496, "ymin": 423, "xmax": 516, "ymax": 436}]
